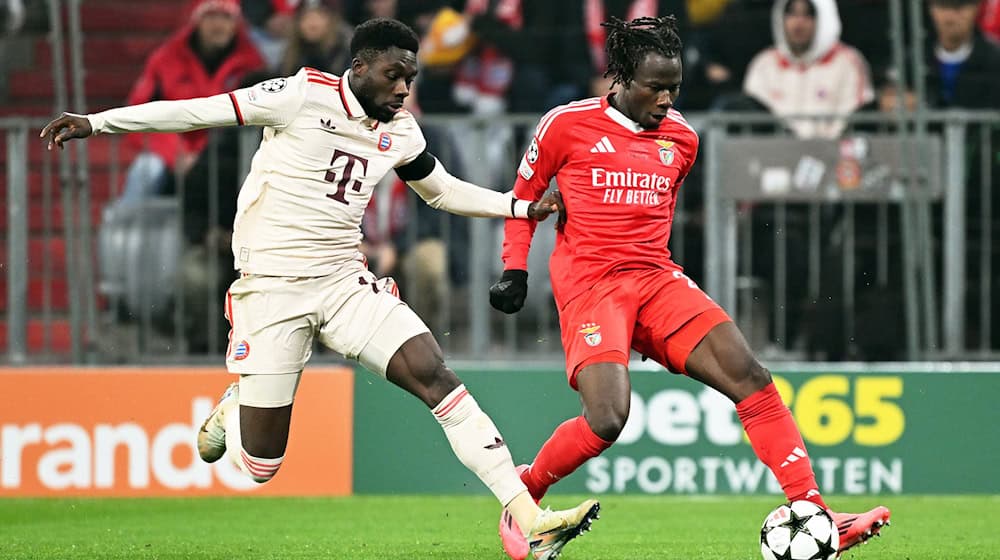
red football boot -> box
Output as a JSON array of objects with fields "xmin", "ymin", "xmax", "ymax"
[{"xmin": 830, "ymin": 506, "xmax": 891, "ymax": 553}]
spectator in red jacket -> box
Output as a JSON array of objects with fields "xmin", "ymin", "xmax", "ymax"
[
  {"xmin": 980, "ymin": 0, "xmax": 1000, "ymax": 43},
  {"xmin": 118, "ymin": 0, "xmax": 264, "ymax": 204}
]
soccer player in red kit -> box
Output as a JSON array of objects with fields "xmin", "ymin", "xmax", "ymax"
[{"xmin": 490, "ymin": 16, "xmax": 890, "ymax": 559}]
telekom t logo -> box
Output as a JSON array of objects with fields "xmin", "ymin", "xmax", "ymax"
[{"xmin": 326, "ymin": 149, "xmax": 369, "ymax": 205}]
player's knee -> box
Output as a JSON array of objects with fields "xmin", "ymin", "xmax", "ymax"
[
  {"xmin": 403, "ymin": 355, "xmax": 461, "ymax": 408},
  {"xmin": 386, "ymin": 333, "xmax": 460, "ymax": 408},
  {"xmin": 422, "ymin": 362, "xmax": 461, "ymax": 407},
  {"xmin": 587, "ymin": 406, "xmax": 629, "ymax": 442},
  {"xmin": 720, "ymin": 345, "xmax": 771, "ymax": 390},
  {"xmin": 746, "ymin": 360, "xmax": 772, "ymax": 390}
]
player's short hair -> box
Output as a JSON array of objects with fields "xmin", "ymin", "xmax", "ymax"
[
  {"xmin": 603, "ymin": 16, "xmax": 683, "ymax": 88},
  {"xmin": 350, "ymin": 17, "xmax": 420, "ymax": 62}
]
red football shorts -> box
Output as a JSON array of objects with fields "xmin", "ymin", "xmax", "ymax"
[{"xmin": 558, "ymin": 267, "xmax": 732, "ymax": 389}]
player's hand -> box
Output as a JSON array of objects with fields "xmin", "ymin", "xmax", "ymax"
[
  {"xmin": 549, "ymin": 190, "xmax": 566, "ymax": 229},
  {"xmin": 39, "ymin": 113, "xmax": 93, "ymax": 151},
  {"xmin": 527, "ymin": 190, "xmax": 566, "ymax": 224},
  {"xmin": 489, "ymin": 269, "xmax": 528, "ymax": 314}
]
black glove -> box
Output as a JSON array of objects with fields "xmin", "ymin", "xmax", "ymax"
[{"xmin": 489, "ymin": 269, "xmax": 528, "ymax": 314}]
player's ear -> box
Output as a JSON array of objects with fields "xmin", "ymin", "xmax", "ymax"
[{"xmin": 351, "ymin": 57, "xmax": 367, "ymax": 76}]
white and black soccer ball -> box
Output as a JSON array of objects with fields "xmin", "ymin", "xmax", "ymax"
[{"xmin": 760, "ymin": 500, "xmax": 839, "ymax": 560}]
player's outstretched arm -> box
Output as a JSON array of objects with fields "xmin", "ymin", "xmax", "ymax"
[
  {"xmin": 40, "ymin": 93, "xmax": 246, "ymax": 150},
  {"xmin": 40, "ymin": 113, "xmax": 93, "ymax": 150},
  {"xmin": 489, "ymin": 191, "xmax": 565, "ymax": 315},
  {"xmin": 397, "ymin": 151, "xmax": 558, "ymax": 220}
]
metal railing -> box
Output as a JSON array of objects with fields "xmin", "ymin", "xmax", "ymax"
[
  {"xmin": 3, "ymin": 110, "xmax": 999, "ymax": 364},
  {"xmin": 702, "ymin": 110, "xmax": 1000, "ymax": 361}
]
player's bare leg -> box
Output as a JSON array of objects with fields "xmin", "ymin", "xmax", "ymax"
[
  {"xmin": 197, "ymin": 374, "xmax": 296, "ymax": 483},
  {"xmin": 387, "ymin": 333, "xmax": 600, "ymax": 559},
  {"xmin": 517, "ymin": 362, "xmax": 626, "ymax": 502},
  {"xmin": 684, "ymin": 321, "xmax": 891, "ymax": 551},
  {"xmin": 498, "ymin": 361, "xmax": 624, "ymax": 557},
  {"xmin": 228, "ymin": 402, "xmax": 293, "ymax": 481}
]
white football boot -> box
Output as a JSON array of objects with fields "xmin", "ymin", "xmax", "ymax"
[
  {"xmin": 523, "ymin": 499, "xmax": 600, "ymax": 560},
  {"xmin": 196, "ymin": 382, "xmax": 238, "ymax": 463}
]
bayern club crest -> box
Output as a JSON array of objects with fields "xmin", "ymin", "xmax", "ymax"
[
  {"xmin": 377, "ymin": 132, "xmax": 392, "ymax": 151},
  {"xmin": 232, "ymin": 340, "xmax": 250, "ymax": 360},
  {"xmin": 579, "ymin": 323, "xmax": 602, "ymax": 347}
]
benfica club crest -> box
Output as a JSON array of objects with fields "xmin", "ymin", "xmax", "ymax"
[
  {"xmin": 655, "ymin": 140, "xmax": 675, "ymax": 166},
  {"xmin": 579, "ymin": 323, "xmax": 602, "ymax": 347}
]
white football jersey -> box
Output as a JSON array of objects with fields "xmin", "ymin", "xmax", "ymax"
[
  {"xmin": 228, "ymin": 68, "xmax": 425, "ymax": 276},
  {"xmin": 89, "ymin": 66, "xmax": 518, "ymax": 278}
]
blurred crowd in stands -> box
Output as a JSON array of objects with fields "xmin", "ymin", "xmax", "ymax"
[
  {"xmin": 5, "ymin": 0, "xmax": 999, "ymax": 358},
  {"xmin": 100, "ymin": 0, "xmax": 1000, "ymax": 357}
]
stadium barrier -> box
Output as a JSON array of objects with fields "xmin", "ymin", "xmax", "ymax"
[
  {"xmin": 0, "ymin": 366, "xmax": 353, "ymax": 496},
  {"xmin": 3, "ymin": 363, "xmax": 995, "ymax": 497},
  {"xmin": 701, "ymin": 111, "xmax": 1000, "ymax": 362},
  {"xmin": 3, "ymin": 111, "xmax": 1000, "ymax": 364},
  {"xmin": 353, "ymin": 362, "xmax": 1000, "ymax": 496}
]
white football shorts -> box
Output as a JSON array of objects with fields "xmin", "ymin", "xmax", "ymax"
[{"xmin": 224, "ymin": 260, "xmax": 429, "ymax": 377}]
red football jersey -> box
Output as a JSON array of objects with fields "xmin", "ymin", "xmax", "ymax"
[{"xmin": 502, "ymin": 95, "xmax": 699, "ymax": 308}]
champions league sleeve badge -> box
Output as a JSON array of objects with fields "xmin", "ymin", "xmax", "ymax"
[
  {"xmin": 526, "ymin": 138, "xmax": 539, "ymax": 163},
  {"xmin": 260, "ymin": 78, "xmax": 287, "ymax": 93}
]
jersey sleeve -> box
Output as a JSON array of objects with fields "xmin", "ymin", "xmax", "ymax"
[
  {"xmin": 227, "ymin": 69, "xmax": 309, "ymax": 129},
  {"xmin": 87, "ymin": 94, "xmax": 241, "ymax": 135},
  {"xmin": 679, "ymin": 131, "xmax": 700, "ymax": 186},
  {"xmin": 501, "ymin": 111, "xmax": 569, "ymax": 271},
  {"xmin": 395, "ymin": 116, "xmax": 428, "ymax": 167}
]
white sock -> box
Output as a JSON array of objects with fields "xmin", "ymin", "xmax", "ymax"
[
  {"xmin": 223, "ymin": 402, "xmax": 284, "ymax": 483},
  {"xmin": 223, "ymin": 398, "xmax": 243, "ymax": 470},
  {"xmin": 432, "ymin": 385, "xmax": 528, "ymax": 505}
]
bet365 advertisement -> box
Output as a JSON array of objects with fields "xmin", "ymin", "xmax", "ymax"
[{"xmin": 352, "ymin": 366, "xmax": 1000, "ymax": 496}]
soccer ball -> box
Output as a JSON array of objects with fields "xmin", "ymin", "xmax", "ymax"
[{"xmin": 760, "ymin": 500, "xmax": 839, "ymax": 560}]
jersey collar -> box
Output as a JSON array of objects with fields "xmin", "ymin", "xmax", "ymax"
[
  {"xmin": 601, "ymin": 94, "xmax": 644, "ymax": 134},
  {"xmin": 339, "ymin": 70, "xmax": 366, "ymax": 119}
]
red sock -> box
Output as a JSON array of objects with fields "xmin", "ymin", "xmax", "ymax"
[
  {"xmin": 522, "ymin": 416, "xmax": 613, "ymax": 501},
  {"xmin": 736, "ymin": 383, "xmax": 828, "ymax": 510}
]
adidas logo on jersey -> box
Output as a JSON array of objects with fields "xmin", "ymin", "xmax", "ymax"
[
  {"xmin": 319, "ymin": 118, "xmax": 336, "ymax": 132},
  {"xmin": 590, "ymin": 136, "xmax": 616, "ymax": 153}
]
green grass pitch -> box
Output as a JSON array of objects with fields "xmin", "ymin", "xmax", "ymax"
[{"xmin": 1, "ymin": 495, "xmax": 996, "ymax": 559}]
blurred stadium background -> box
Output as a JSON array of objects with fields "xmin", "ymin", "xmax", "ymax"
[{"xmin": 1, "ymin": 0, "xmax": 998, "ymax": 558}]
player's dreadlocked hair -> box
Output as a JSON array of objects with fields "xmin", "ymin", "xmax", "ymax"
[{"xmin": 602, "ymin": 16, "xmax": 683, "ymax": 87}]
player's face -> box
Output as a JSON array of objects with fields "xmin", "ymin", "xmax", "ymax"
[
  {"xmin": 619, "ymin": 52, "xmax": 682, "ymax": 130},
  {"xmin": 351, "ymin": 47, "xmax": 418, "ymax": 123}
]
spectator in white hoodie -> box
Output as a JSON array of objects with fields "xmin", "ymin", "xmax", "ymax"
[
  {"xmin": 2, "ymin": 0, "xmax": 24, "ymax": 35},
  {"xmin": 743, "ymin": 0, "xmax": 874, "ymax": 138}
]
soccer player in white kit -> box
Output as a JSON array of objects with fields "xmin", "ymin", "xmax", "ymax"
[{"xmin": 41, "ymin": 18, "xmax": 599, "ymax": 560}]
